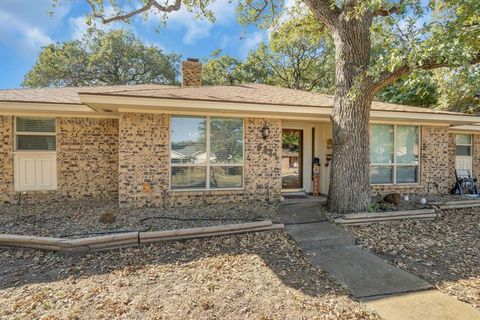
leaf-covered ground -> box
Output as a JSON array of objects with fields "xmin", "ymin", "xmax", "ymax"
[
  {"xmin": 0, "ymin": 201, "xmax": 277, "ymax": 238},
  {"xmin": 0, "ymin": 231, "xmax": 380, "ymax": 320},
  {"xmin": 348, "ymin": 208, "xmax": 480, "ymax": 310}
]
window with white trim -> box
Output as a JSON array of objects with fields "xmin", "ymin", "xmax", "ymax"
[
  {"xmin": 170, "ymin": 116, "xmax": 244, "ymax": 190},
  {"xmin": 455, "ymin": 134, "xmax": 472, "ymax": 156},
  {"xmin": 14, "ymin": 117, "xmax": 57, "ymax": 191},
  {"xmin": 370, "ymin": 124, "xmax": 420, "ymax": 184},
  {"xmin": 16, "ymin": 117, "xmax": 56, "ymax": 151}
]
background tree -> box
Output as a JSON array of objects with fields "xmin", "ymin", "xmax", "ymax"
[
  {"xmin": 55, "ymin": 0, "xmax": 480, "ymax": 213},
  {"xmin": 24, "ymin": 29, "xmax": 180, "ymax": 87},
  {"xmin": 202, "ymin": 50, "xmax": 246, "ymax": 85},
  {"xmin": 202, "ymin": 10, "xmax": 335, "ymax": 92}
]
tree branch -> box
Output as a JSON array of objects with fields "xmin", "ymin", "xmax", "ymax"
[
  {"xmin": 302, "ymin": 0, "xmax": 340, "ymax": 29},
  {"xmin": 89, "ymin": 0, "xmax": 182, "ymax": 24},
  {"xmin": 368, "ymin": 53, "xmax": 480, "ymax": 94},
  {"xmin": 373, "ymin": 0, "xmax": 404, "ymax": 17}
]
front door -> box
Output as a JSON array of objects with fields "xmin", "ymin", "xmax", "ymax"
[{"xmin": 282, "ymin": 129, "xmax": 303, "ymax": 189}]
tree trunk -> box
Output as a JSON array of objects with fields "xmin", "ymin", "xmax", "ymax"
[{"xmin": 327, "ymin": 9, "xmax": 374, "ymax": 213}]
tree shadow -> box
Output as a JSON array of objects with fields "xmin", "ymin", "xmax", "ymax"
[{"xmin": 0, "ymin": 231, "xmax": 340, "ymax": 300}]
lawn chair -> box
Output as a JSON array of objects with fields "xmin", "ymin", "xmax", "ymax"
[{"xmin": 452, "ymin": 169, "xmax": 479, "ymax": 196}]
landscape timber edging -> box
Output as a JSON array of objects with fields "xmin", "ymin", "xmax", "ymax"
[{"xmin": 0, "ymin": 220, "xmax": 284, "ymax": 253}]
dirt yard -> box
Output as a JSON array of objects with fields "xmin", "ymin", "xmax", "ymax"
[
  {"xmin": 347, "ymin": 207, "xmax": 480, "ymax": 310},
  {"xmin": 0, "ymin": 201, "xmax": 277, "ymax": 238},
  {"xmin": 0, "ymin": 231, "xmax": 380, "ymax": 320}
]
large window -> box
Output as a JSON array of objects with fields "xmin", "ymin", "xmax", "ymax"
[
  {"xmin": 170, "ymin": 116, "xmax": 244, "ymax": 190},
  {"xmin": 370, "ymin": 124, "xmax": 420, "ymax": 184}
]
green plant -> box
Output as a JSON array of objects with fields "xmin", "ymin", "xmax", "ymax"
[{"xmin": 368, "ymin": 202, "xmax": 380, "ymax": 213}]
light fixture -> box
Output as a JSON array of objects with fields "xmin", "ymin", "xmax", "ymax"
[{"xmin": 261, "ymin": 122, "xmax": 270, "ymax": 140}]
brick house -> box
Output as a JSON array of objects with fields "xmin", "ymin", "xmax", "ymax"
[{"xmin": 1, "ymin": 59, "xmax": 479, "ymax": 207}]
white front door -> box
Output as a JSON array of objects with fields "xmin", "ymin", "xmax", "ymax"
[{"xmin": 455, "ymin": 134, "xmax": 473, "ymax": 174}]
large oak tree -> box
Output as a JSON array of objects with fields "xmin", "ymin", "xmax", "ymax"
[{"xmin": 55, "ymin": 0, "xmax": 479, "ymax": 213}]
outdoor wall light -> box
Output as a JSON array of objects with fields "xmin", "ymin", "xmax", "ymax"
[{"xmin": 261, "ymin": 123, "xmax": 270, "ymax": 140}]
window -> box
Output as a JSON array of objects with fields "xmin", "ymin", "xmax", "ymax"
[
  {"xmin": 370, "ymin": 125, "xmax": 419, "ymax": 184},
  {"xmin": 170, "ymin": 116, "xmax": 244, "ymax": 190},
  {"xmin": 16, "ymin": 117, "xmax": 56, "ymax": 151},
  {"xmin": 14, "ymin": 117, "xmax": 57, "ymax": 191},
  {"xmin": 455, "ymin": 134, "xmax": 472, "ymax": 156}
]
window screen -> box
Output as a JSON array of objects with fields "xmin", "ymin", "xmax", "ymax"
[{"xmin": 16, "ymin": 117, "xmax": 56, "ymax": 151}]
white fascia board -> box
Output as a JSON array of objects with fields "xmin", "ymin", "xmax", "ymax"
[
  {"xmin": 79, "ymin": 93, "xmax": 480, "ymax": 125},
  {"xmin": 0, "ymin": 101, "xmax": 117, "ymax": 118},
  {"xmin": 370, "ymin": 110, "xmax": 480, "ymax": 125}
]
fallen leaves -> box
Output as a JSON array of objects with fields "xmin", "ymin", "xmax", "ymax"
[
  {"xmin": 0, "ymin": 232, "xmax": 381, "ymax": 319},
  {"xmin": 348, "ymin": 206, "xmax": 480, "ymax": 310}
]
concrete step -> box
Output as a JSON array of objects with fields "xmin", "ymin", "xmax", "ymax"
[
  {"xmin": 365, "ymin": 289, "xmax": 480, "ymax": 320},
  {"xmin": 286, "ymin": 222, "xmax": 356, "ymax": 249}
]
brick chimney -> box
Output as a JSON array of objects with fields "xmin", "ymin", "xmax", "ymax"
[{"xmin": 182, "ymin": 58, "xmax": 202, "ymax": 87}]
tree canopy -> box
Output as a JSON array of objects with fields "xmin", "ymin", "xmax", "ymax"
[{"xmin": 23, "ymin": 29, "xmax": 180, "ymax": 87}]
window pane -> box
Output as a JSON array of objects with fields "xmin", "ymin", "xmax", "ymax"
[
  {"xmin": 171, "ymin": 116, "xmax": 206, "ymax": 164},
  {"xmin": 17, "ymin": 118, "xmax": 55, "ymax": 132},
  {"xmin": 210, "ymin": 118, "xmax": 243, "ymax": 164},
  {"xmin": 370, "ymin": 166, "xmax": 393, "ymax": 184},
  {"xmin": 171, "ymin": 167, "xmax": 206, "ymax": 189},
  {"xmin": 456, "ymin": 145, "xmax": 472, "ymax": 156},
  {"xmin": 396, "ymin": 166, "xmax": 418, "ymax": 183},
  {"xmin": 456, "ymin": 134, "xmax": 471, "ymax": 145},
  {"xmin": 17, "ymin": 135, "xmax": 56, "ymax": 151},
  {"xmin": 371, "ymin": 125, "xmax": 394, "ymax": 164},
  {"xmin": 396, "ymin": 126, "xmax": 419, "ymax": 164},
  {"xmin": 210, "ymin": 166, "xmax": 243, "ymax": 188}
]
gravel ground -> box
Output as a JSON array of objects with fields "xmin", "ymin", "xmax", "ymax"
[
  {"xmin": 0, "ymin": 231, "xmax": 380, "ymax": 320},
  {"xmin": 0, "ymin": 201, "xmax": 277, "ymax": 238},
  {"xmin": 347, "ymin": 208, "xmax": 480, "ymax": 310}
]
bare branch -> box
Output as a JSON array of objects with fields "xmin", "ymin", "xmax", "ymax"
[
  {"xmin": 89, "ymin": 0, "xmax": 182, "ymax": 24},
  {"xmin": 373, "ymin": 0, "xmax": 404, "ymax": 17}
]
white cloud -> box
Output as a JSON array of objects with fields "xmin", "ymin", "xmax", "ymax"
[
  {"xmin": 0, "ymin": 10, "xmax": 53, "ymax": 52},
  {"xmin": 239, "ymin": 31, "xmax": 266, "ymax": 57},
  {"xmin": 69, "ymin": 6, "xmax": 128, "ymax": 40},
  {"xmin": 146, "ymin": 0, "xmax": 236, "ymax": 45}
]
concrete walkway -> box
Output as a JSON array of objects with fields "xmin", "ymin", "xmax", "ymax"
[{"xmin": 279, "ymin": 201, "xmax": 480, "ymax": 319}]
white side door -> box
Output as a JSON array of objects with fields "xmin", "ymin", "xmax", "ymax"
[{"xmin": 455, "ymin": 134, "xmax": 473, "ymax": 174}]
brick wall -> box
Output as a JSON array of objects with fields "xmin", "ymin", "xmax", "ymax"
[
  {"xmin": 57, "ymin": 117, "xmax": 119, "ymax": 199},
  {"xmin": 0, "ymin": 116, "xmax": 14, "ymax": 204},
  {"xmin": 118, "ymin": 113, "xmax": 170, "ymax": 207},
  {"xmin": 372, "ymin": 125, "xmax": 455, "ymax": 196},
  {"xmin": 0, "ymin": 116, "xmax": 119, "ymax": 204},
  {"xmin": 118, "ymin": 113, "xmax": 282, "ymax": 207},
  {"xmin": 471, "ymin": 134, "xmax": 480, "ymax": 179}
]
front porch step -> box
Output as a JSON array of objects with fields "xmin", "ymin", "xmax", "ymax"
[
  {"xmin": 282, "ymin": 191, "xmax": 307, "ymax": 198},
  {"xmin": 286, "ymin": 222, "xmax": 356, "ymax": 249}
]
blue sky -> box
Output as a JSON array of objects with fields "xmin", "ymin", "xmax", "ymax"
[{"xmin": 0, "ymin": 0, "xmax": 273, "ymax": 89}]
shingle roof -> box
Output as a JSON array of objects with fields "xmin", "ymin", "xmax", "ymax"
[
  {"xmin": 0, "ymin": 84, "xmax": 173, "ymax": 104},
  {"xmin": 0, "ymin": 83, "xmax": 465, "ymax": 115}
]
